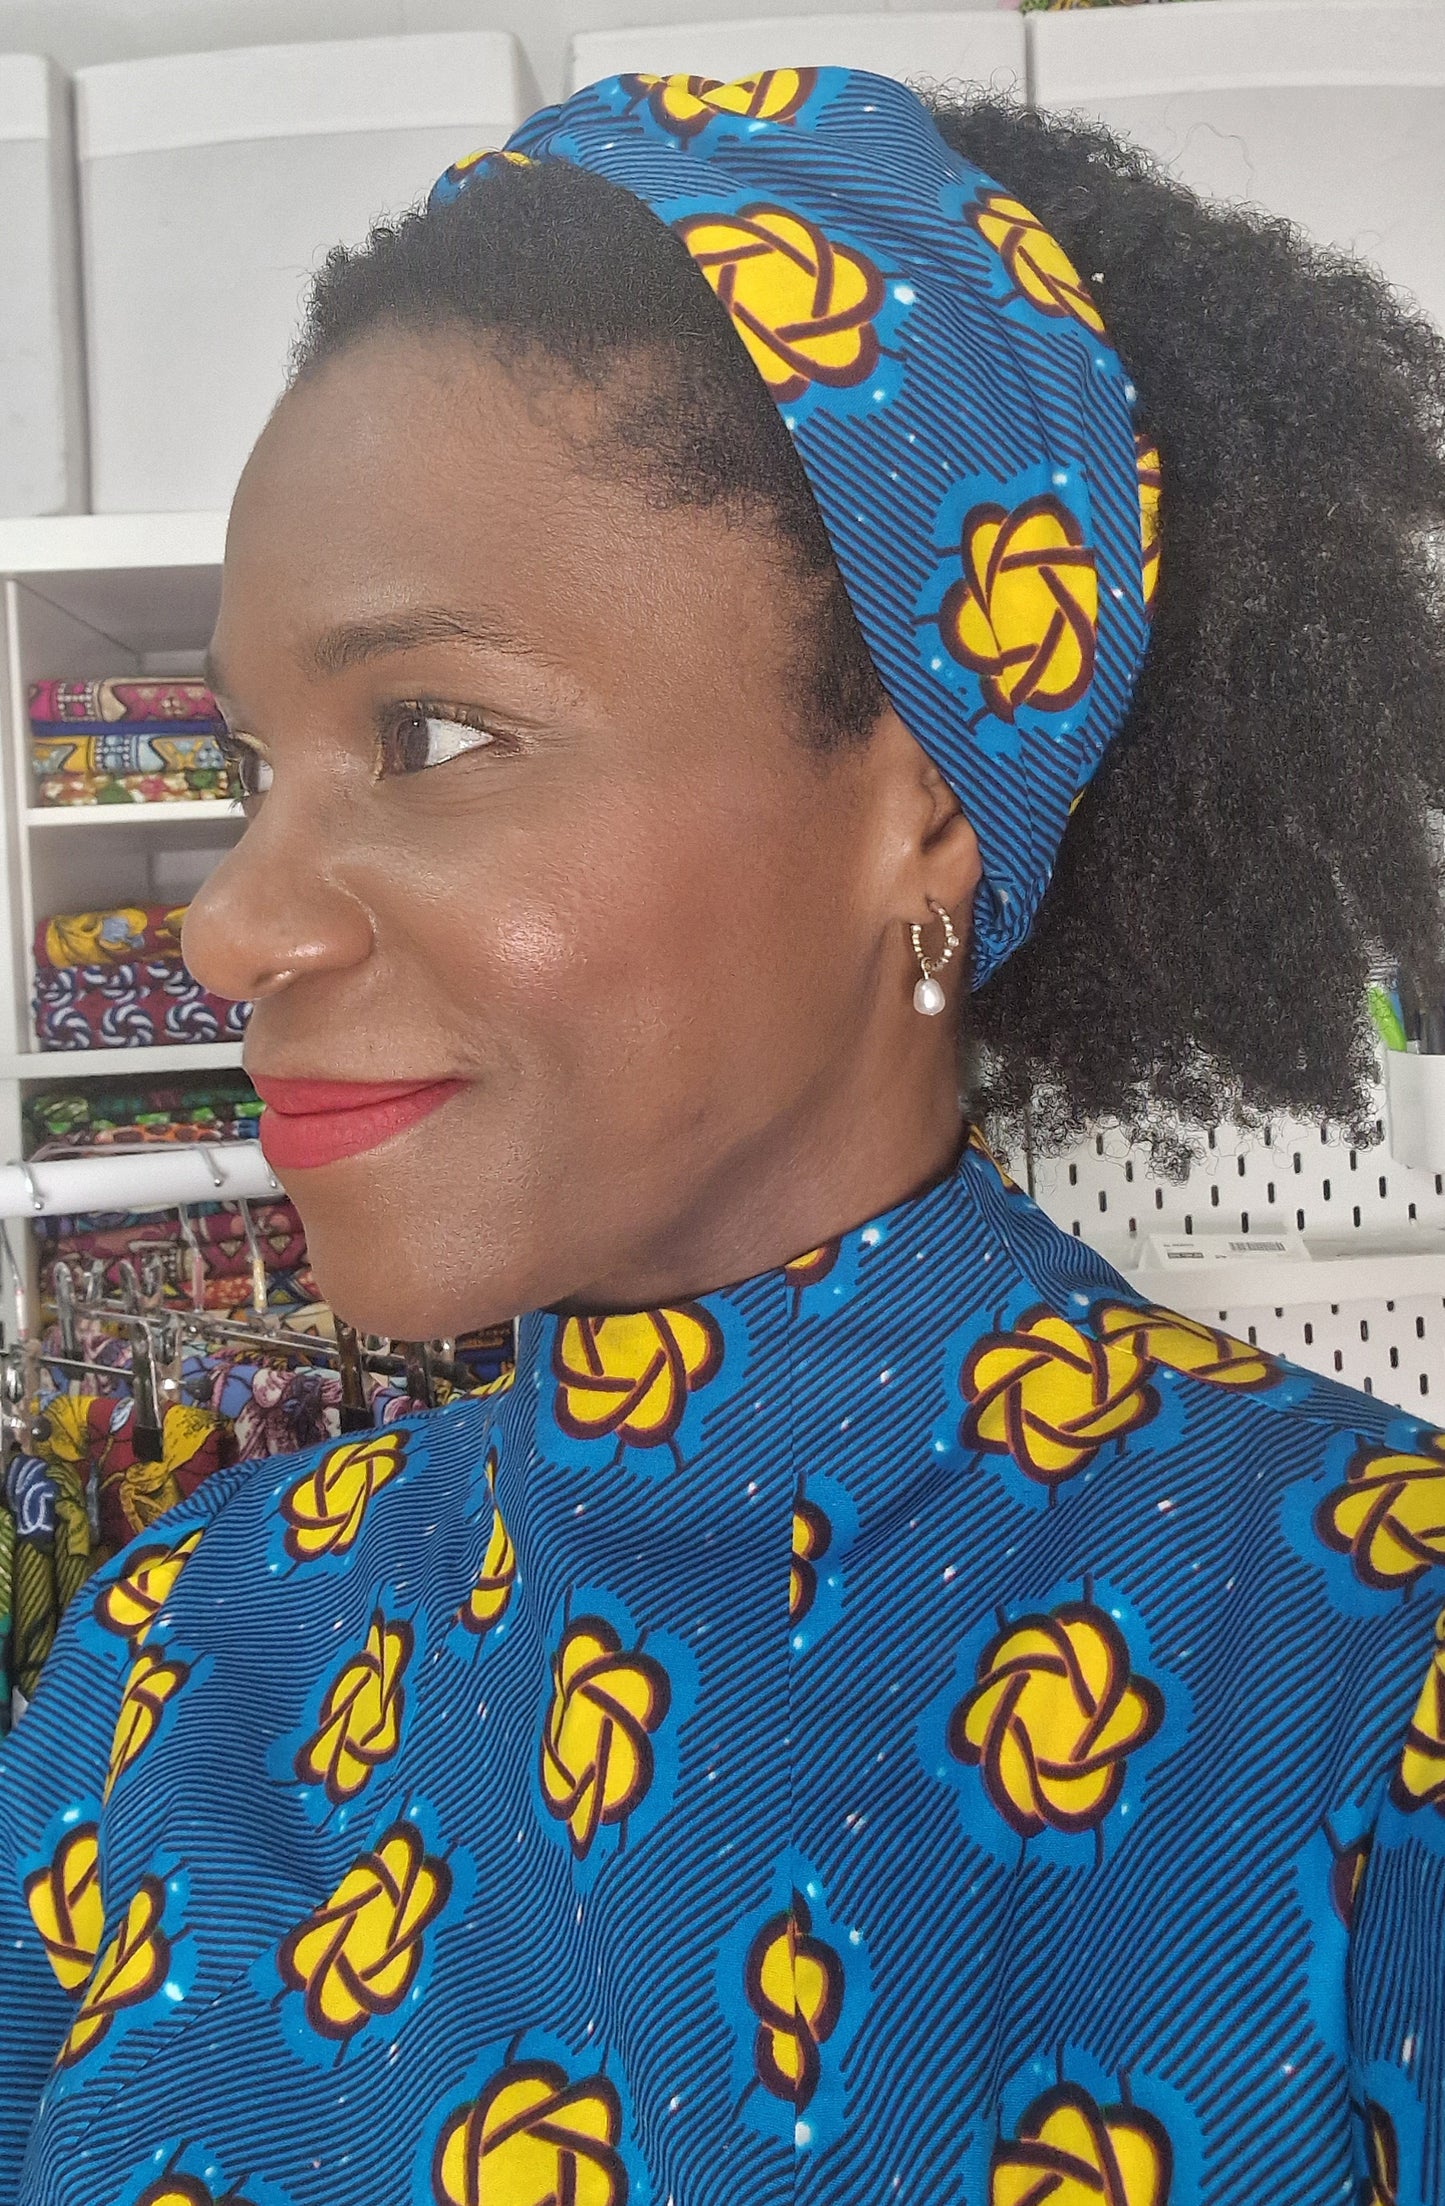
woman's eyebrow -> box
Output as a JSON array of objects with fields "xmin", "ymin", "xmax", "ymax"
[{"xmin": 203, "ymin": 605, "xmax": 563, "ymax": 699}]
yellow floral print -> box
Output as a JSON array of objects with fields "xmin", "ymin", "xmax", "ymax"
[
  {"xmin": 277, "ymin": 1820, "xmax": 450, "ymax": 2043},
  {"xmin": 539, "ymin": 1615, "xmax": 671, "ymax": 1859},
  {"xmin": 743, "ymin": 1891, "xmax": 844, "ymax": 2111},
  {"xmin": 781, "ymin": 1241, "xmax": 839, "ymax": 1293},
  {"xmin": 790, "ymin": 1497, "xmax": 831, "ymax": 1626},
  {"xmin": 294, "ymin": 1611, "xmax": 413, "ymax": 1805},
  {"xmin": 58, "ymin": 1874, "xmax": 170, "ymax": 2066},
  {"xmin": 674, "ymin": 204, "xmax": 885, "ymax": 404},
  {"xmin": 951, "ymin": 1602, "xmax": 1164, "ymax": 1839},
  {"xmin": 552, "ymin": 1306, "xmax": 723, "ymax": 1454},
  {"xmin": 1392, "ymin": 1608, "xmax": 1445, "ymax": 1814},
  {"xmin": 961, "ymin": 1307, "xmax": 1156, "ymax": 1486},
  {"xmin": 93, "ymin": 1529, "xmax": 203, "ymax": 1655},
  {"xmin": 1316, "ymin": 1432, "xmax": 1445, "ymax": 1590},
  {"xmin": 623, "ymin": 68, "xmax": 816, "ymax": 140},
  {"xmin": 104, "ymin": 1649, "xmax": 190, "ymax": 1803},
  {"xmin": 280, "ymin": 1431, "xmax": 406, "ymax": 1564},
  {"xmin": 939, "ymin": 496, "xmax": 1098, "ymax": 724},
  {"xmin": 1361, "ymin": 2099, "xmax": 1400, "ymax": 2206},
  {"xmin": 458, "ymin": 1451, "xmax": 516, "ymax": 1635},
  {"xmin": 991, "ymin": 2081, "xmax": 1173, "ymax": 2204},
  {"xmin": 430, "ymin": 2059, "xmax": 627, "ymax": 2205},
  {"xmin": 1136, "ymin": 434, "xmax": 1163, "ymax": 613},
  {"xmin": 24, "ymin": 1823, "xmax": 103, "ymax": 1993},
  {"xmin": 969, "ymin": 188, "xmax": 1106, "ymax": 336},
  {"xmin": 1092, "ymin": 1302, "xmax": 1277, "ymax": 1391}
]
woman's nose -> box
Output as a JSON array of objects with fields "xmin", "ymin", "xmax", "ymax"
[{"xmin": 181, "ymin": 800, "xmax": 374, "ymax": 1004}]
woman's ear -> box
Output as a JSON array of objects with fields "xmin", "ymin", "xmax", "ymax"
[{"xmin": 865, "ymin": 704, "xmax": 982, "ymax": 922}]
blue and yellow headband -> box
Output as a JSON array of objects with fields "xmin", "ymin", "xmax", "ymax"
[{"xmin": 428, "ymin": 68, "xmax": 1160, "ymax": 984}]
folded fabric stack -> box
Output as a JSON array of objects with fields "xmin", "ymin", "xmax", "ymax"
[
  {"xmin": 33, "ymin": 900, "xmax": 250, "ymax": 1051},
  {"xmin": 36, "ymin": 1197, "xmax": 318, "ymax": 1313},
  {"xmin": 28, "ymin": 676, "xmax": 236, "ymax": 807},
  {"xmin": 24, "ymin": 1072, "xmax": 263, "ymax": 1160}
]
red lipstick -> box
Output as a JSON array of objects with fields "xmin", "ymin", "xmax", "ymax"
[{"xmin": 251, "ymin": 1074, "xmax": 465, "ymax": 1171}]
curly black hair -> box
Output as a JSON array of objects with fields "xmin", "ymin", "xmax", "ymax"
[{"xmin": 286, "ymin": 89, "xmax": 1445, "ymax": 1152}]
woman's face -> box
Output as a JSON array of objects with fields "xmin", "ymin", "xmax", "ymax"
[{"xmin": 184, "ymin": 329, "xmax": 979, "ymax": 1336}]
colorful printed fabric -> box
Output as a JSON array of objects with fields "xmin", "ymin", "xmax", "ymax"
[
  {"xmin": 30, "ymin": 1396, "xmax": 231, "ymax": 1557},
  {"xmin": 31, "ymin": 733, "xmax": 228, "ymax": 776},
  {"xmin": 33, "ymin": 959, "xmax": 250, "ymax": 1052},
  {"xmin": 0, "ymin": 1504, "xmax": 12, "ymax": 1735},
  {"xmin": 38, "ymin": 904, "xmax": 187, "ymax": 971},
  {"xmin": 1, "ymin": 1142, "xmax": 1443, "ymax": 2200},
  {"xmin": 37, "ymin": 1200, "xmax": 313, "ymax": 1310},
  {"xmin": 25, "ymin": 1076, "xmax": 262, "ymax": 1161},
  {"xmin": 28, "ymin": 677, "xmax": 222, "ymax": 726},
  {"xmin": 437, "ymin": 71, "xmax": 1157, "ymax": 980},
  {"xmin": 33, "ymin": 770, "xmax": 235, "ymax": 808}
]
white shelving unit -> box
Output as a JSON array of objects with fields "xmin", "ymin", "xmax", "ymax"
[
  {"xmin": 1017, "ymin": 1105, "xmax": 1445, "ymax": 1410},
  {"xmin": 0, "ymin": 509, "xmax": 243, "ymax": 1311}
]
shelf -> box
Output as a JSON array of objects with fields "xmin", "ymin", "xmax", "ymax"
[
  {"xmin": 1112, "ymin": 1230, "xmax": 1445, "ymax": 1313},
  {"xmin": 0, "ymin": 1043, "xmax": 245, "ymax": 1082},
  {"xmin": 26, "ymin": 801, "xmax": 243, "ymax": 830},
  {"xmin": 0, "ymin": 512, "xmax": 227, "ymax": 576}
]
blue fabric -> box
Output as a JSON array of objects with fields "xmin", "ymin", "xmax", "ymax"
[
  {"xmin": 1, "ymin": 1140, "xmax": 1443, "ymax": 2202},
  {"xmin": 426, "ymin": 69, "xmax": 1158, "ymax": 984}
]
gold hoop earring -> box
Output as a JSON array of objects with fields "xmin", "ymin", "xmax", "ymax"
[{"xmin": 910, "ymin": 898, "xmax": 959, "ymax": 1017}]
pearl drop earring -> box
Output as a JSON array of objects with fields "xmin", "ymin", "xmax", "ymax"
[{"xmin": 910, "ymin": 898, "xmax": 959, "ymax": 1016}]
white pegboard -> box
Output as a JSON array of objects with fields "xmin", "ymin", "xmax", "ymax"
[{"xmin": 1010, "ymin": 1091, "xmax": 1445, "ymax": 1415}]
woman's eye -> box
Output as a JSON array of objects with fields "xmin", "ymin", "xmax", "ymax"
[
  {"xmin": 378, "ymin": 707, "xmax": 497, "ymax": 778},
  {"xmin": 217, "ymin": 731, "xmax": 272, "ymax": 800}
]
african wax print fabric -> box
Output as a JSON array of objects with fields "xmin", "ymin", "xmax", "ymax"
[
  {"xmin": 28, "ymin": 679, "xmax": 223, "ymax": 726},
  {"xmin": 33, "ymin": 959, "xmax": 250, "ymax": 1052},
  {"xmin": 38, "ymin": 905, "xmax": 187, "ymax": 971},
  {"xmin": 24, "ymin": 1076, "xmax": 262, "ymax": 1161},
  {"xmin": 0, "ymin": 1142, "xmax": 1441, "ymax": 2203},
  {"xmin": 433, "ymin": 70, "xmax": 1160, "ymax": 980},
  {"xmin": 36, "ymin": 1200, "xmax": 315, "ymax": 1315},
  {"xmin": 33, "ymin": 770, "xmax": 236, "ymax": 809}
]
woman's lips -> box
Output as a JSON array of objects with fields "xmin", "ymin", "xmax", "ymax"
[{"xmin": 250, "ymin": 1073, "xmax": 465, "ymax": 1171}]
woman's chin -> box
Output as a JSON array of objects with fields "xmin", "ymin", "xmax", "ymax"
[{"xmin": 303, "ymin": 1229, "xmax": 519, "ymax": 1342}]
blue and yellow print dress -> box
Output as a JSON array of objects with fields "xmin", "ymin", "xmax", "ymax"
[{"xmin": 2, "ymin": 1140, "xmax": 1443, "ymax": 2204}]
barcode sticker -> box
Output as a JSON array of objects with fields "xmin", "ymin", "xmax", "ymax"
[{"xmin": 1142, "ymin": 1233, "xmax": 1312, "ymax": 1269}]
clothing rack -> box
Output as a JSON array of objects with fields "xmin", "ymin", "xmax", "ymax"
[
  {"xmin": 0, "ymin": 1139, "xmax": 277, "ymax": 1222},
  {"xmin": 0, "ymin": 1138, "xmax": 503, "ymax": 1446}
]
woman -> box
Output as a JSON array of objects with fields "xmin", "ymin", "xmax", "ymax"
[{"xmin": 3, "ymin": 65, "xmax": 1445, "ymax": 2205}]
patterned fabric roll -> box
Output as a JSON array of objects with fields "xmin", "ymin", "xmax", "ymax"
[
  {"xmin": 33, "ymin": 959, "xmax": 250, "ymax": 1052},
  {"xmin": 37, "ymin": 905, "xmax": 188, "ymax": 970},
  {"xmin": 33, "ymin": 771, "xmax": 235, "ymax": 808},
  {"xmin": 27, "ymin": 677, "xmax": 223, "ymax": 725},
  {"xmin": 24, "ymin": 1077, "xmax": 262, "ymax": 1160},
  {"xmin": 31, "ymin": 730, "xmax": 229, "ymax": 776}
]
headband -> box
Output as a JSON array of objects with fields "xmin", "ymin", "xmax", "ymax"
[{"xmin": 428, "ymin": 68, "xmax": 1160, "ymax": 984}]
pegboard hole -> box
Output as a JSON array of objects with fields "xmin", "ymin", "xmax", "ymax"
[
  {"xmin": 1422, "ymin": 1374, "xmax": 1431, "ymax": 1397},
  {"xmin": 1323, "ymin": 1179, "xmax": 1332, "ymax": 1201},
  {"xmin": 1349, "ymin": 1150, "xmax": 1358, "ymax": 1172},
  {"xmin": 1364, "ymin": 1377, "xmax": 1374, "ymax": 1395},
  {"xmin": 1293, "ymin": 1153, "xmax": 1302, "ymax": 1174},
  {"xmin": 1069, "ymin": 1164, "xmax": 1078, "ymax": 1185},
  {"xmin": 1353, "ymin": 1206, "xmax": 1362, "ymax": 1228},
  {"xmin": 1155, "ymin": 1189, "xmax": 1164, "ymax": 1210},
  {"xmin": 1247, "ymin": 1325, "xmax": 1258, "ymax": 1345},
  {"xmin": 1303, "ymin": 1323, "xmax": 1314, "ymax": 1344},
  {"xmin": 1267, "ymin": 1182, "xmax": 1276, "ymax": 1203},
  {"xmin": 1380, "ymin": 1177, "xmax": 1389, "ymax": 1199},
  {"xmin": 1237, "ymin": 1156, "xmax": 1247, "ymax": 1178},
  {"xmin": 1390, "ymin": 1346, "xmax": 1400, "ymax": 1368},
  {"xmin": 1098, "ymin": 1191, "xmax": 1108, "ymax": 1213},
  {"xmin": 1419, "ymin": 1317, "xmax": 1428, "ymax": 1339},
  {"xmin": 1334, "ymin": 1351, "xmax": 1344, "ymax": 1371},
  {"xmin": 1210, "ymin": 1186, "xmax": 1220, "ymax": 1208},
  {"xmin": 1360, "ymin": 1320, "xmax": 1370, "ymax": 1341},
  {"xmin": 1125, "ymin": 1162, "xmax": 1134, "ymax": 1184},
  {"xmin": 1297, "ymin": 1209, "xmax": 1306, "ymax": 1231}
]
